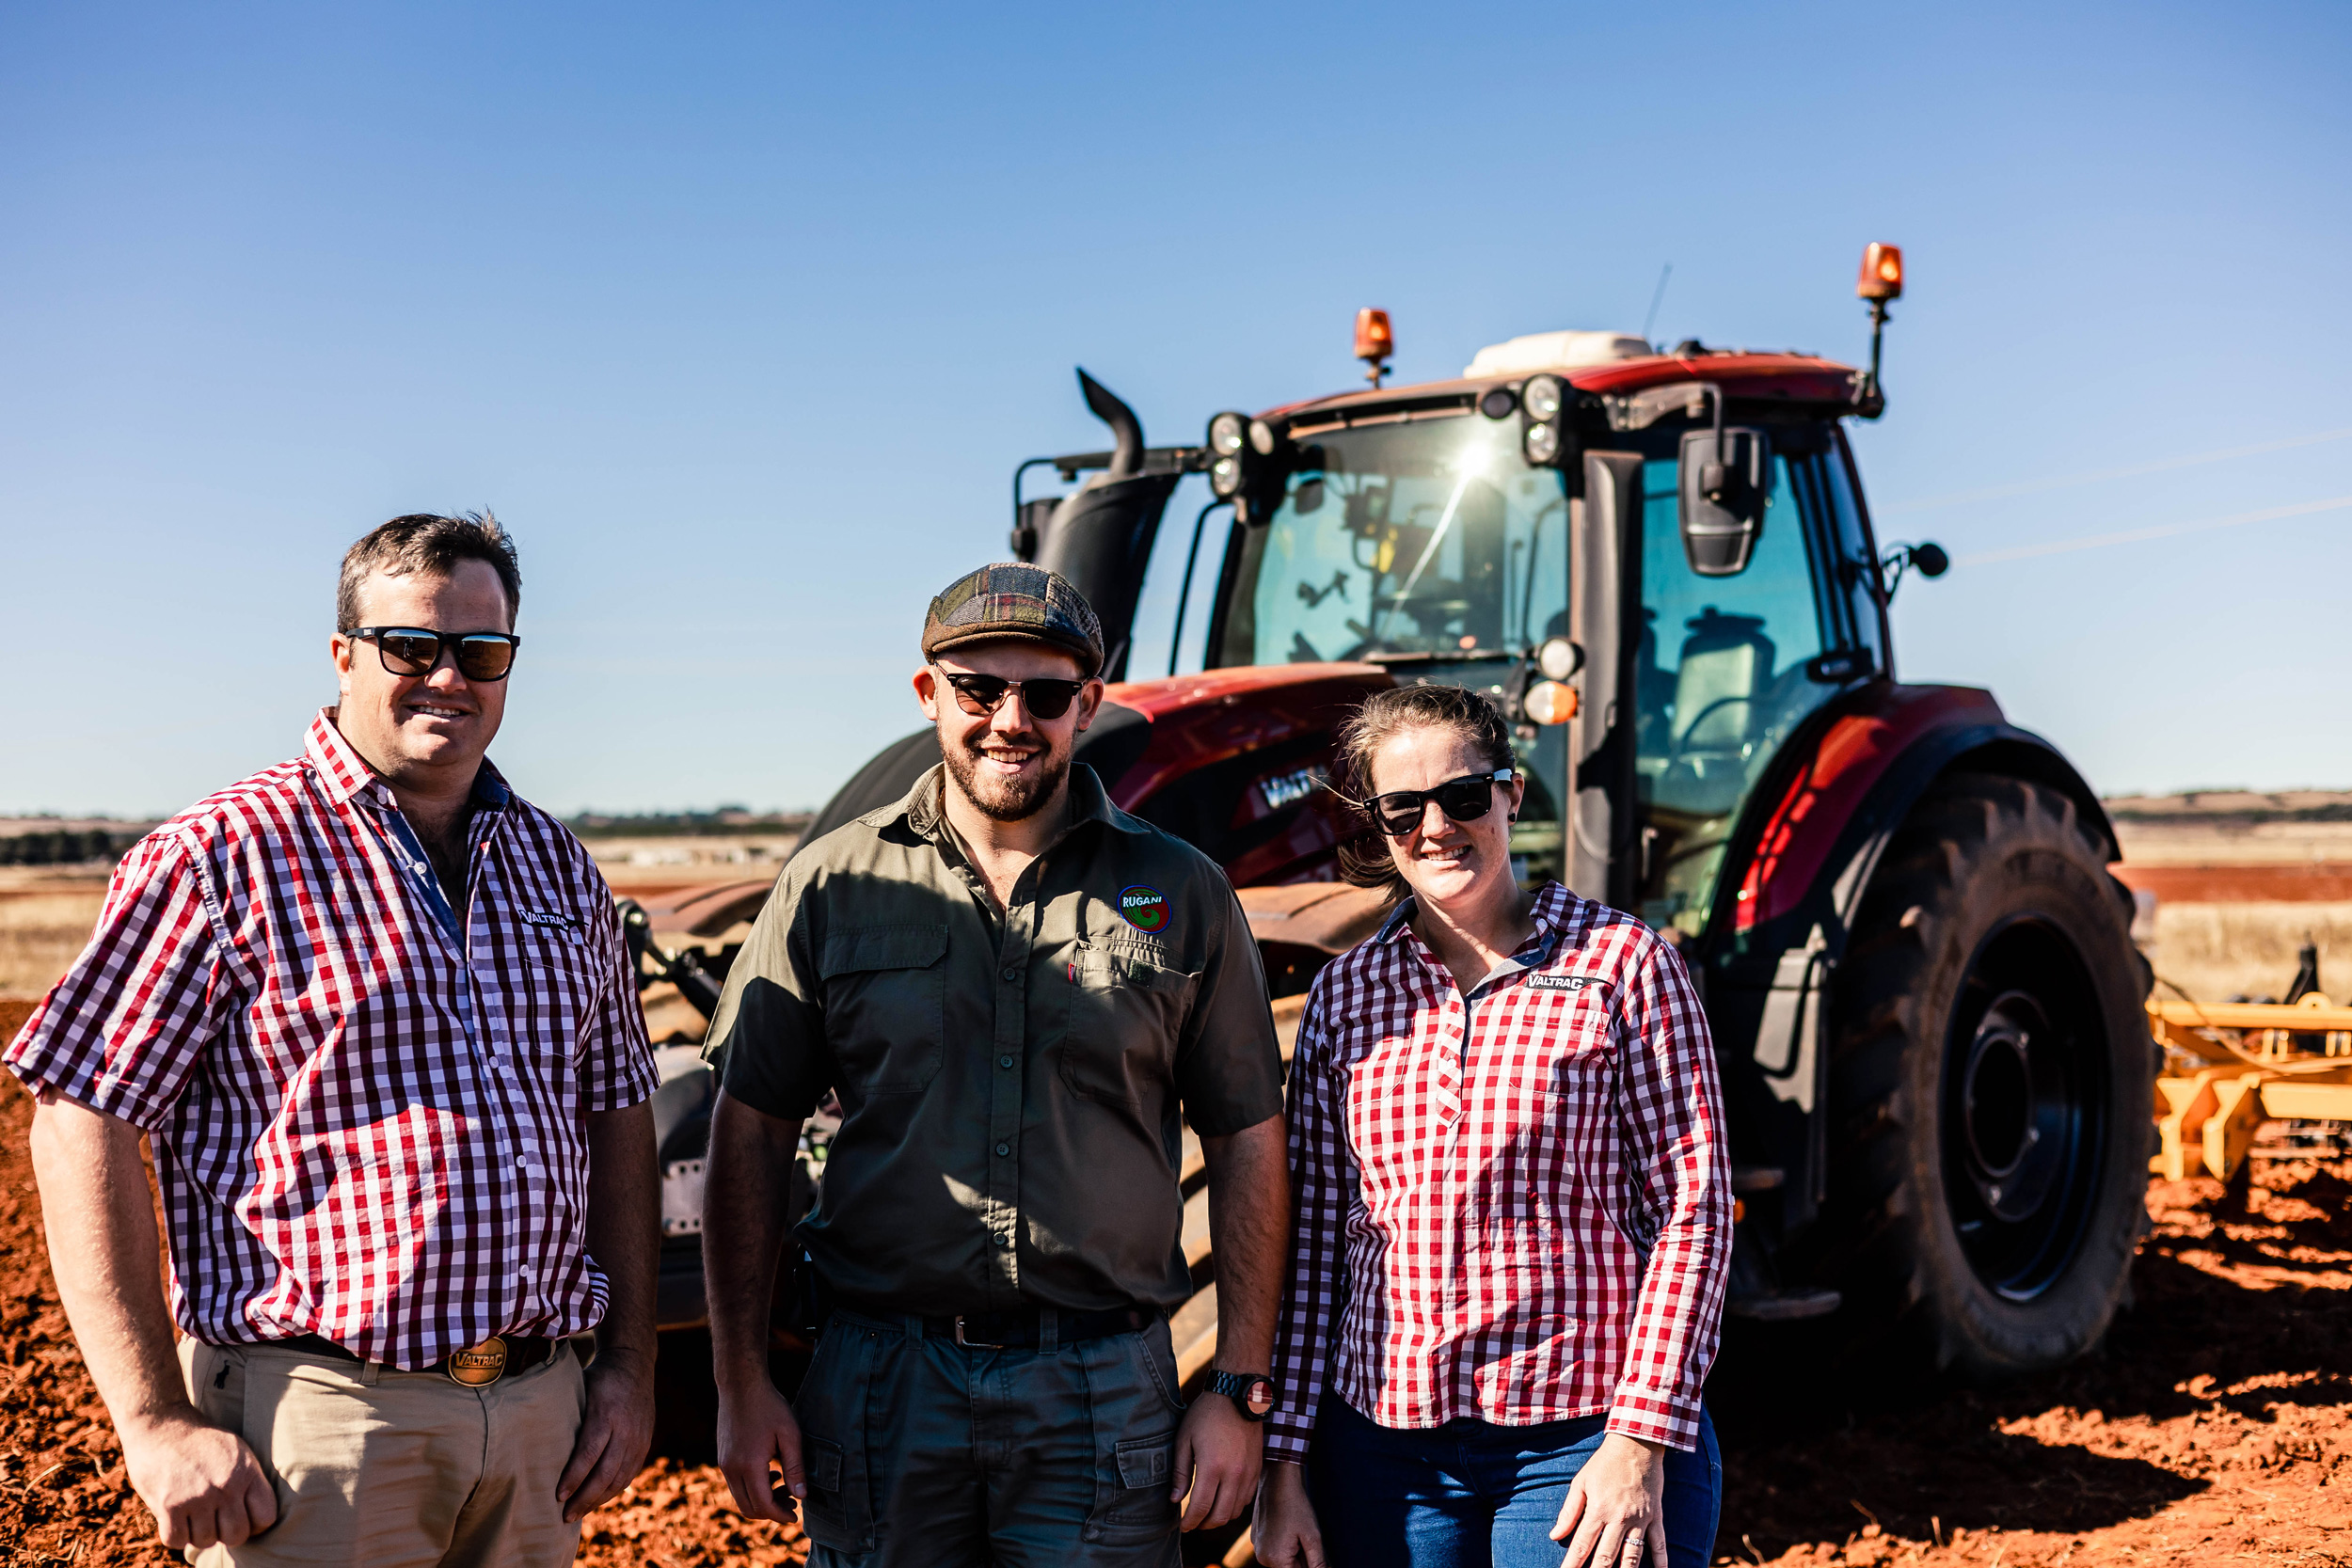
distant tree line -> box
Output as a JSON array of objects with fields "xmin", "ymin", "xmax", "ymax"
[
  {"xmin": 563, "ymin": 809, "xmax": 812, "ymax": 840},
  {"xmin": 0, "ymin": 826, "xmax": 156, "ymax": 865}
]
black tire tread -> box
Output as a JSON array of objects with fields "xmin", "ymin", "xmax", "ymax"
[{"xmin": 1818, "ymin": 771, "xmax": 2152, "ymax": 1380}]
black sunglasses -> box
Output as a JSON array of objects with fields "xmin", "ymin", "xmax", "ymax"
[
  {"xmin": 1354, "ymin": 768, "xmax": 1517, "ymax": 835},
  {"xmin": 344, "ymin": 626, "xmax": 522, "ymax": 682},
  {"xmin": 933, "ymin": 668, "xmax": 1089, "ymax": 721}
]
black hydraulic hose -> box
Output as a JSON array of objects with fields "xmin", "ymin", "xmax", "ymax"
[{"xmin": 1168, "ymin": 499, "xmax": 1232, "ymax": 676}]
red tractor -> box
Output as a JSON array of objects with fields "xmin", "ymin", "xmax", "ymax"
[{"xmin": 644, "ymin": 245, "xmax": 2152, "ymax": 1384}]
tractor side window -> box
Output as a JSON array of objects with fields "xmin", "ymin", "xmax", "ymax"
[
  {"xmin": 1632, "ymin": 451, "xmax": 1837, "ymax": 938},
  {"xmin": 1818, "ymin": 440, "xmax": 1888, "ymax": 671}
]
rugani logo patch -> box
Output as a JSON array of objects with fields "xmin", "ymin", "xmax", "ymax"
[
  {"xmin": 1117, "ymin": 885, "xmax": 1170, "ymax": 934},
  {"xmin": 1530, "ymin": 974, "xmax": 1598, "ymax": 993}
]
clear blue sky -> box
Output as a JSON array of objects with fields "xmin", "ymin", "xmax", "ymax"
[{"xmin": 4, "ymin": 2, "xmax": 2348, "ymax": 816}]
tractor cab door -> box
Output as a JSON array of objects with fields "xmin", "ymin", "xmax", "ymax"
[{"xmin": 1624, "ymin": 425, "xmax": 1887, "ymax": 942}]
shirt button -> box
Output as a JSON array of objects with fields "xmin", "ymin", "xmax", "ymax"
[
  {"xmin": 995, "ymin": 1142, "xmax": 1010, "ymax": 1157},
  {"xmin": 1001, "ymin": 967, "xmax": 1019, "ymax": 982},
  {"xmin": 995, "ymin": 1234, "xmax": 1013, "ymax": 1249},
  {"xmin": 999, "ymin": 1054, "xmax": 1014, "ymax": 1069}
]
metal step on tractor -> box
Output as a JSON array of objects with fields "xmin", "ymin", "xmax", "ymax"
[{"xmin": 630, "ymin": 245, "xmax": 2155, "ymax": 1411}]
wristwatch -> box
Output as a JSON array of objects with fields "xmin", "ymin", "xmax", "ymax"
[{"xmin": 1205, "ymin": 1370, "xmax": 1277, "ymax": 1421}]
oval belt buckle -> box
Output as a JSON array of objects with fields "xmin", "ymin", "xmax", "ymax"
[{"xmin": 446, "ymin": 1336, "xmax": 509, "ymax": 1386}]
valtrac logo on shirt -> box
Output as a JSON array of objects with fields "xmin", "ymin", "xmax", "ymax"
[
  {"xmin": 1117, "ymin": 885, "xmax": 1171, "ymax": 934},
  {"xmin": 1529, "ymin": 973, "xmax": 1601, "ymax": 994}
]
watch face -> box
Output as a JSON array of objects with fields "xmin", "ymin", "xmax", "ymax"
[{"xmin": 1245, "ymin": 1377, "xmax": 1274, "ymax": 1418}]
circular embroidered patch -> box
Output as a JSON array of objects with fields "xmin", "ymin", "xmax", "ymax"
[{"xmin": 1117, "ymin": 884, "xmax": 1170, "ymax": 934}]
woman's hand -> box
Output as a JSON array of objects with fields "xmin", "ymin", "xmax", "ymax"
[
  {"xmin": 1551, "ymin": 1432, "xmax": 1668, "ymax": 1568},
  {"xmin": 1252, "ymin": 1458, "xmax": 1327, "ymax": 1568}
]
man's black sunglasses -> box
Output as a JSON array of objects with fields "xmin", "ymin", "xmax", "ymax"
[
  {"xmin": 933, "ymin": 668, "xmax": 1089, "ymax": 721},
  {"xmin": 1352, "ymin": 768, "xmax": 1517, "ymax": 836},
  {"xmin": 344, "ymin": 626, "xmax": 522, "ymax": 682}
]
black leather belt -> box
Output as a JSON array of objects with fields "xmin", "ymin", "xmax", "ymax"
[
  {"xmin": 278, "ymin": 1333, "xmax": 566, "ymax": 1386},
  {"xmin": 914, "ymin": 1305, "xmax": 1158, "ymax": 1349}
]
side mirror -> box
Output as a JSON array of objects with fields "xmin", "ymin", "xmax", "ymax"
[
  {"xmin": 1879, "ymin": 540, "xmax": 1949, "ymax": 598},
  {"xmin": 1677, "ymin": 426, "xmax": 1772, "ymax": 577}
]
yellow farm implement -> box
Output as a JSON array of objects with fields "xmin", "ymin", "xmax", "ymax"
[{"xmin": 2148, "ymin": 995, "xmax": 2352, "ymax": 1181}]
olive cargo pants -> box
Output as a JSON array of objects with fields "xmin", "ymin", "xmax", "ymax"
[{"xmin": 796, "ymin": 1308, "xmax": 1184, "ymax": 1568}]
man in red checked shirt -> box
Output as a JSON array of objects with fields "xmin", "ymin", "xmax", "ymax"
[{"xmin": 7, "ymin": 514, "xmax": 660, "ymax": 1566}]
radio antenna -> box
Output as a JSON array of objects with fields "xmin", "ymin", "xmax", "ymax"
[{"xmin": 1642, "ymin": 263, "xmax": 1674, "ymax": 345}]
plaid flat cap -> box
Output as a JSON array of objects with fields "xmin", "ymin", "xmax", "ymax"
[{"xmin": 922, "ymin": 562, "xmax": 1104, "ymax": 673}]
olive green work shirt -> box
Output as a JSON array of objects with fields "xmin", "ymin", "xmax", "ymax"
[{"xmin": 707, "ymin": 763, "xmax": 1285, "ymax": 1317}]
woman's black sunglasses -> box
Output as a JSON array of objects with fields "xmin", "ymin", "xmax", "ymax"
[
  {"xmin": 1354, "ymin": 768, "xmax": 1517, "ymax": 835},
  {"xmin": 345, "ymin": 626, "xmax": 522, "ymax": 682},
  {"xmin": 934, "ymin": 668, "xmax": 1088, "ymax": 721}
]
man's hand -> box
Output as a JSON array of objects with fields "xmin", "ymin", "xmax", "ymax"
[
  {"xmin": 557, "ymin": 1350, "xmax": 657, "ymax": 1523},
  {"xmin": 1551, "ymin": 1432, "xmax": 1669, "ymax": 1568},
  {"xmin": 1251, "ymin": 1457, "xmax": 1325, "ymax": 1568},
  {"xmin": 119, "ymin": 1408, "xmax": 278, "ymax": 1551},
  {"xmin": 716, "ymin": 1373, "xmax": 805, "ymax": 1524},
  {"xmin": 1171, "ymin": 1390, "xmax": 1262, "ymax": 1531}
]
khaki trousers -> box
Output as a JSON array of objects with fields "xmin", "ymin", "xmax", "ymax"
[{"xmin": 178, "ymin": 1338, "xmax": 588, "ymax": 1568}]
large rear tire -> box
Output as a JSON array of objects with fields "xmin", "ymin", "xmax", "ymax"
[{"xmin": 1825, "ymin": 772, "xmax": 2153, "ymax": 1378}]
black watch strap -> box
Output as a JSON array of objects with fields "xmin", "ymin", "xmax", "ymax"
[{"xmin": 1206, "ymin": 1370, "xmax": 1276, "ymax": 1421}]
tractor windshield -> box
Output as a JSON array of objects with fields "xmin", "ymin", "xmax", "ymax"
[
  {"xmin": 1210, "ymin": 411, "xmax": 1573, "ymax": 883},
  {"xmin": 1218, "ymin": 412, "xmax": 1569, "ymax": 666}
]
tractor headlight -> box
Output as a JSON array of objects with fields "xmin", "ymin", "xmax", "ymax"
[
  {"xmin": 1248, "ymin": 419, "xmax": 1278, "ymax": 456},
  {"xmin": 1209, "ymin": 412, "xmax": 1248, "ymax": 457},
  {"xmin": 1518, "ymin": 374, "xmax": 1572, "ymax": 470},
  {"xmin": 1210, "ymin": 455, "xmax": 1243, "ymax": 498}
]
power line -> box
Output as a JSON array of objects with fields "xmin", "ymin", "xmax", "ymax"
[
  {"xmin": 1954, "ymin": 494, "xmax": 2352, "ymax": 566},
  {"xmin": 1878, "ymin": 426, "xmax": 2352, "ymax": 516}
]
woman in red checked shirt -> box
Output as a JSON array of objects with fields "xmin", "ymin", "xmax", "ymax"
[{"xmin": 1253, "ymin": 685, "xmax": 1731, "ymax": 1568}]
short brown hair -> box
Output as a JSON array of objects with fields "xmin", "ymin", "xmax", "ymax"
[
  {"xmin": 1332, "ymin": 684, "xmax": 1516, "ymax": 897},
  {"xmin": 337, "ymin": 513, "xmax": 521, "ymax": 632}
]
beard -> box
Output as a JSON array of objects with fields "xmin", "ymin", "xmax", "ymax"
[{"xmin": 942, "ymin": 729, "xmax": 1072, "ymax": 823}]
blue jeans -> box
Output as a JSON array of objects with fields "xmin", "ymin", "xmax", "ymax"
[{"xmin": 1305, "ymin": 1393, "xmax": 1721, "ymax": 1568}]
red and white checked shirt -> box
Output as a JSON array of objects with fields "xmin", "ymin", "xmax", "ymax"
[
  {"xmin": 1267, "ymin": 880, "xmax": 1730, "ymax": 1455},
  {"xmin": 5, "ymin": 710, "xmax": 658, "ymax": 1370}
]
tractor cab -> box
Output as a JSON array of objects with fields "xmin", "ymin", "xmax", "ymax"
[{"xmin": 1197, "ymin": 345, "xmax": 1897, "ymax": 952}]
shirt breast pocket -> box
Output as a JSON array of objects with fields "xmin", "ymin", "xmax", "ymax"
[
  {"xmin": 1060, "ymin": 943, "xmax": 1200, "ymax": 1112},
  {"xmin": 818, "ymin": 924, "xmax": 948, "ymax": 1096},
  {"xmin": 521, "ymin": 927, "xmax": 597, "ymax": 1063}
]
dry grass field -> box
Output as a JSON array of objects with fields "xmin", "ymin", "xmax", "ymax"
[{"xmin": 0, "ymin": 870, "xmax": 111, "ymax": 997}]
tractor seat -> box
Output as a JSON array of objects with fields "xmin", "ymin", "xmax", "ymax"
[{"xmin": 1659, "ymin": 610, "xmax": 1776, "ymax": 817}]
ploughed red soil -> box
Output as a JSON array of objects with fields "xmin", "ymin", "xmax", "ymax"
[
  {"xmin": 2114, "ymin": 862, "xmax": 2352, "ymax": 902},
  {"xmin": 0, "ymin": 1025, "xmax": 2344, "ymax": 1565}
]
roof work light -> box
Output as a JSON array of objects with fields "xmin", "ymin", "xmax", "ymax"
[
  {"xmin": 1519, "ymin": 372, "xmax": 1575, "ymax": 471},
  {"xmin": 1204, "ymin": 409, "xmax": 1287, "ymax": 522},
  {"xmin": 1355, "ymin": 308, "xmax": 1394, "ymax": 388}
]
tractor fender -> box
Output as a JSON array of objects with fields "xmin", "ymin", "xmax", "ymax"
[{"xmin": 1714, "ymin": 682, "xmax": 2116, "ymax": 965}]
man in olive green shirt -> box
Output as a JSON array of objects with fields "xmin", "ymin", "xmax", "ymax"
[{"xmin": 704, "ymin": 563, "xmax": 1290, "ymax": 1568}]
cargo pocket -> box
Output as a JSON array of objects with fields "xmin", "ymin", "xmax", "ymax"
[
  {"xmin": 1060, "ymin": 942, "xmax": 1200, "ymax": 1111},
  {"xmin": 1085, "ymin": 1430, "xmax": 1179, "ymax": 1546},
  {"xmin": 793, "ymin": 1326, "xmax": 880, "ymax": 1554},
  {"xmin": 1080, "ymin": 1323, "xmax": 1182, "ymax": 1547},
  {"xmin": 818, "ymin": 924, "xmax": 949, "ymax": 1095}
]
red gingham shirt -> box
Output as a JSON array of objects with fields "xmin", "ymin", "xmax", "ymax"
[
  {"xmin": 5, "ymin": 710, "xmax": 658, "ymax": 1370},
  {"xmin": 1267, "ymin": 881, "xmax": 1730, "ymax": 1455}
]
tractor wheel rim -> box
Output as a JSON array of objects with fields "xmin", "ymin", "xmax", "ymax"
[{"xmin": 1941, "ymin": 919, "xmax": 2109, "ymax": 1300}]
